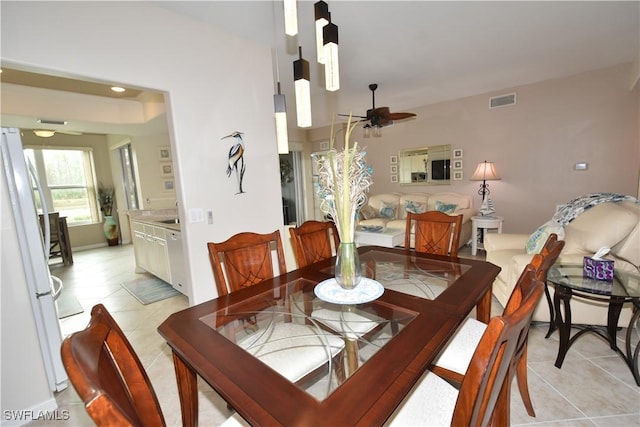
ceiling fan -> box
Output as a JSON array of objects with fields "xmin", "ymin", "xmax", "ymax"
[{"xmin": 343, "ymin": 83, "xmax": 417, "ymax": 131}]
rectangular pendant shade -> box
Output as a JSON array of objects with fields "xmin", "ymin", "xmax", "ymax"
[
  {"xmin": 283, "ymin": 0, "xmax": 298, "ymax": 36},
  {"xmin": 323, "ymin": 22, "xmax": 339, "ymax": 91},
  {"xmin": 314, "ymin": 1, "xmax": 330, "ymax": 64},
  {"xmin": 293, "ymin": 48, "xmax": 312, "ymax": 127},
  {"xmin": 274, "ymin": 92, "xmax": 289, "ymax": 154}
]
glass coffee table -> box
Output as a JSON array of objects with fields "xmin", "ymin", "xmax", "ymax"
[
  {"xmin": 355, "ymin": 226, "xmax": 404, "ymax": 248},
  {"xmin": 547, "ymin": 264, "xmax": 640, "ymax": 386}
]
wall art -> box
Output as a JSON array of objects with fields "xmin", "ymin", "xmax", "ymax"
[{"xmin": 221, "ymin": 131, "xmax": 246, "ymax": 194}]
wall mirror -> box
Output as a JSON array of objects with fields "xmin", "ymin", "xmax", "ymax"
[{"xmin": 398, "ymin": 144, "xmax": 451, "ymax": 185}]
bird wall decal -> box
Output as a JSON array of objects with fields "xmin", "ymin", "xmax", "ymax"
[{"xmin": 221, "ymin": 131, "xmax": 246, "ymax": 194}]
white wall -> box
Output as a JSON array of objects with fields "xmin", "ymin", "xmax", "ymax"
[
  {"xmin": 308, "ymin": 64, "xmax": 640, "ymax": 233},
  {"xmin": 1, "ymin": 0, "xmax": 283, "ymax": 414}
]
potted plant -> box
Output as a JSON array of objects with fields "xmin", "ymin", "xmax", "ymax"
[{"xmin": 98, "ymin": 185, "xmax": 118, "ymax": 246}]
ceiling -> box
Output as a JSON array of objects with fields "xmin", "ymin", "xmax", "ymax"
[{"xmin": 1, "ymin": 1, "xmax": 638, "ymax": 134}]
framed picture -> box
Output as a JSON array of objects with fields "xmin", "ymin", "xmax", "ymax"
[
  {"xmin": 453, "ymin": 160, "xmax": 463, "ymax": 170},
  {"xmin": 160, "ymin": 162, "xmax": 173, "ymax": 176},
  {"xmin": 159, "ymin": 146, "xmax": 171, "ymax": 160},
  {"xmin": 453, "ymin": 148, "xmax": 463, "ymax": 159},
  {"xmin": 453, "ymin": 171, "xmax": 463, "ymax": 181},
  {"xmin": 390, "ymin": 165, "xmax": 398, "ymax": 174},
  {"xmin": 390, "ymin": 155, "xmax": 398, "ymax": 164},
  {"xmin": 163, "ymin": 179, "xmax": 175, "ymax": 191},
  {"xmin": 391, "ymin": 175, "xmax": 398, "ymax": 183}
]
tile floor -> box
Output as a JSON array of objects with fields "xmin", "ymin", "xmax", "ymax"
[{"xmin": 29, "ymin": 244, "xmax": 640, "ymax": 426}]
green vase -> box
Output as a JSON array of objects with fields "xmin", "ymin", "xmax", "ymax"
[
  {"xmin": 335, "ymin": 242, "xmax": 362, "ymax": 289},
  {"xmin": 103, "ymin": 215, "xmax": 119, "ymax": 246}
]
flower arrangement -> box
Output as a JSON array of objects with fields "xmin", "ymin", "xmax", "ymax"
[
  {"xmin": 316, "ymin": 115, "xmax": 373, "ymax": 243},
  {"xmin": 98, "ymin": 185, "xmax": 114, "ymax": 217},
  {"xmin": 315, "ymin": 115, "xmax": 373, "ymax": 289}
]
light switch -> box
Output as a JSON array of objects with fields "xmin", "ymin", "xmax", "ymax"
[
  {"xmin": 189, "ymin": 208, "xmax": 204, "ymax": 223},
  {"xmin": 574, "ymin": 162, "xmax": 588, "ymax": 171}
]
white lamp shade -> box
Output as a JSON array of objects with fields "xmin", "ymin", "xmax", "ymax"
[
  {"xmin": 470, "ymin": 161, "xmax": 501, "ymax": 181},
  {"xmin": 324, "ymin": 42, "xmax": 339, "ymax": 91},
  {"xmin": 274, "ymin": 93, "xmax": 289, "ymax": 154},
  {"xmin": 294, "ymin": 78, "xmax": 312, "ymax": 127},
  {"xmin": 283, "ymin": 0, "xmax": 298, "ymax": 36}
]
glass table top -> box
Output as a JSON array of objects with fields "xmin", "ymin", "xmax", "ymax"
[
  {"xmin": 548, "ymin": 263, "xmax": 640, "ymax": 298},
  {"xmin": 198, "ymin": 250, "xmax": 473, "ymax": 402}
]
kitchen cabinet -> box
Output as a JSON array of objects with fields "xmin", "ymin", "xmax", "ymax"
[
  {"xmin": 167, "ymin": 230, "xmax": 186, "ymax": 295},
  {"xmin": 131, "ymin": 220, "xmax": 171, "ymax": 284}
]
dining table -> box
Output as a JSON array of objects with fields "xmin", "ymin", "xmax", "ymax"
[{"xmin": 158, "ymin": 246, "xmax": 500, "ymax": 426}]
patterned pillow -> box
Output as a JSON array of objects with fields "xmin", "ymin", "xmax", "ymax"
[
  {"xmin": 525, "ymin": 220, "xmax": 565, "ymax": 254},
  {"xmin": 404, "ymin": 200, "xmax": 427, "ymax": 215},
  {"xmin": 435, "ymin": 200, "xmax": 458, "ymax": 214},
  {"xmin": 359, "ymin": 205, "xmax": 378, "ymax": 220},
  {"xmin": 379, "ymin": 201, "xmax": 397, "ymax": 219}
]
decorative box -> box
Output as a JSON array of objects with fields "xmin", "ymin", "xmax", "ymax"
[{"xmin": 583, "ymin": 256, "xmax": 614, "ymax": 282}]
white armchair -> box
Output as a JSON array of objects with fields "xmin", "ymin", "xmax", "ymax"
[{"xmin": 485, "ymin": 201, "xmax": 640, "ymax": 326}]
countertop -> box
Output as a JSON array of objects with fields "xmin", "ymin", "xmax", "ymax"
[{"xmin": 127, "ymin": 209, "xmax": 181, "ymax": 231}]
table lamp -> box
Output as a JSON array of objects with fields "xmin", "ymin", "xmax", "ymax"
[{"xmin": 470, "ymin": 161, "xmax": 501, "ymax": 215}]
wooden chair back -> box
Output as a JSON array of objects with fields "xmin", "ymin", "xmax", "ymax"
[
  {"xmin": 452, "ymin": 266, "xmax": 544, "ymax": 426},
  {"xmin": 208, "ymin": 230, "xmax": 287, "ymax": 297},
  {"xmin": 39, "ymin": 212, "xmax": 63, "ymax": 258},
  {"xmin": 60, "ymin": 304, "xmax": 165, "ymax": 427},
  {"xmin": 289, "ymin": 220, "xmax": 340, "ymax": 268},
  {"xmin": 405, "ymin": 211, "xmax": 463, "ymax": 257}
]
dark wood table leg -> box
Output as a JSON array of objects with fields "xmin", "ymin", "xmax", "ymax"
[
  {"xmin": 626, "ymin": 303, "xmax": 640, "ymax": 386},
  {"xmin": 554, "ymin": 285, "xmax": 572, "ymax": 369},
  {"xmin": 172, "ymin": 351, "xmax": 198, "ymax": 427},
  {"xmin": 476, "ymin": 286, "xmax": 493, "ymax": 324},
  {"xmin": 606, "ymin": 296, "xmax": 624, "ymax": 350},
  {"xmin": 543, "ymin": 282, "xmax": 557, "ymax": 338}
]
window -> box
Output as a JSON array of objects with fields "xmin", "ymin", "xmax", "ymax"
[
  {"xmin": 119, "ymin": 144, "xmax": 139, "ymax": 210},
  {"xmin": 24, "ymin": 147, "xmax": 100, "ymax": 225}
]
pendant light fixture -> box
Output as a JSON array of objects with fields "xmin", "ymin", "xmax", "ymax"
[
  {"xmin": 274, "ymin": 82, "xmax": 289, "ymax": 154},
  {"xmin": 314, "ymin": 1, "xmax": 330, "ymax": 64},
  {"xmin": 323, "ymin": 21, "xmax": 340, "ymax": 91},
  {"xmin": 293, "ymin": 46, "xmax": 312, "ymax": 128},
  {"xmin": 283, "ymin": 0, "xmax": 298, "ymax": 36}
]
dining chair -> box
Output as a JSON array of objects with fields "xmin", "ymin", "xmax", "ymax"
[
  {"xmin": 289, "ymin": 220, "xmax": 340, "ymax": 268},
  {"xmin": 62, "ymin": 304, "xmax": 247, "ymax": 427},
  {"xmin": 431, "ymin": 234, "xmax": 564, "ymax": 418},
  {"xmin": 387, "ymin": 267, "xmax": 544, "ymax": 426},
  {"xmin": 207, "ymin": 230, "xmax": 346, "ymax": 385},
  {"xmin": 405, "ymin": 210, "xmax": 463, "ymax": 257},
  {"xmin": 208, "ymin": 230, "xmax": 288, "ymax": 297}
]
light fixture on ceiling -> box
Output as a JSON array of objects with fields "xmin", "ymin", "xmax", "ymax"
[
  {"xmin": 111, "ymin": 86, "xmax": 125, "ymax": 93},
  {"xmin": 274, "ymin": 82, "xmax": 289, "ymax": 154},
  {"xmin": 33, "ymin": 129, "xmax": 56, "ymax": 138},
  {"xmin": 323, "ymin": 21, "xmax": 340, "ymax": 92},
  {"xmin": 283, "ymin": 0, "xmax": 298, "ymax": 36},
  {"xmin": 314, "ymin": 1, "xmax": 330, "ymax": 64},
  {"xmin": 470, "ymin": 160, "xmax": 501, "ymax": 215},
  {"xmin": 293, "ymin": 46, "xmax": 312, "ymax": 128}
]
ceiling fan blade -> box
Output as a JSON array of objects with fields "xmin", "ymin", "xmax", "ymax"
[
  {"xmin": 337, "ymin": 113, "xmax": 368, "ymax": 119},
  {"xmin": 58, "ymin": 130, "xmax": 83, "ymax": 136},
  {"xmin": 388, "ymin": 112, "xmax": 416, "ymax": 121}
]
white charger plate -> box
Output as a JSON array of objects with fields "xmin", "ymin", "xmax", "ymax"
[{"xmin": 314, "ymin": 277, "xmax": 384, "ymax": 305}]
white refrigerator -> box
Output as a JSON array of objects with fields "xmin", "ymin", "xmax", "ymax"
[{"xmin": 1, "ymin": 127, "xmax": 68, "ymax": 392}]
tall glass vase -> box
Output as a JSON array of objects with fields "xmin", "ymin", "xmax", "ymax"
[{"xmin": 335, "ymin": 242, "xmax": 362, "ymax": 290}]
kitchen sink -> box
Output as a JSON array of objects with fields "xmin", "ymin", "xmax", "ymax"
[{"xmin": 158, "ymin": 218, "xmax": 180, "ymax": 224}]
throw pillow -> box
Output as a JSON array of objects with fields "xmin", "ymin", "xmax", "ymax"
[
  {"xmin": 404, "ymin": 200, "xmax": 427, "ymax": 215},
  {"xmin": 525, "ymin": 220, "xmax": 565, "ymax": 254},
  {"xmin": 359, "ymin": 205, "xmax": 378, "ymax": 220},
  {"xmin": 379, "ymin": 201, "xmax": 397, "ymax": 219},
  {"xmin": 435, "ymin": 200, "xmax": 458, "ymax": 215}
]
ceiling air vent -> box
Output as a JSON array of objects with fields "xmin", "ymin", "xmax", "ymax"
[
  {"xmin": 489, "ymin": 93, "xmax": 516, "ymax": 109},
  {"xmin": 37, "ymin": 118, "xmax": 68, "ymax": 126}
]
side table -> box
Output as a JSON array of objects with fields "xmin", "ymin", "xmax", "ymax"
[{"xmin": 471, "ymin": 215, "xmax": 503, "ymax": 256}]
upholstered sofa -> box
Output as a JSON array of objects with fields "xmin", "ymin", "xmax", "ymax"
[
  {"xmin": 485, "ymin": 200, "xmax": 640, "ymax": 326},
  {"xmin": 358, "ymin": 192, "xmax": 477, "ymax": 248}
]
